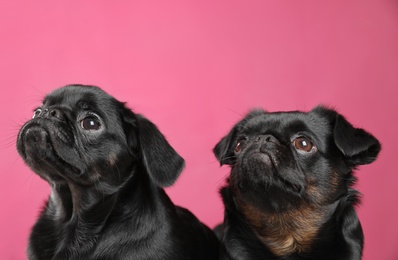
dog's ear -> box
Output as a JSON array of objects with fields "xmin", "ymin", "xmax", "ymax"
[
  {"xmin": 213, "ymin": 128, "xmax": 237, "ymax": 166},
  {"xmin": 120, "ymin": 105, "xmax": 140, "ymax": 158},
  {"xmin": 333, "ymin": 113, "xmax": 381, "ymax": 166},
  {"xmin": 120, "ymin": 105, "xmax": 184, "ymax": 187},
  {"xmin": 136, "ymin": 114, "xmax": 185, "ymax": 187},
  {"xmin": 312, "ymin": 106, "xmax": 381, "ymax": 167}
]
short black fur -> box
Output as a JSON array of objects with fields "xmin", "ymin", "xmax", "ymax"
[
  {"xmin": 213, "ymin": 106, "xmax": 380, "ymax": 260},
  {"xmin": 17, "ymin": 84, "xmax": 219, "ymax": 259}
]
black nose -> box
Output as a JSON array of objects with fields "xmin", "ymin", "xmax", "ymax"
[
  {"xmin": 49, "ymin": 108, "xmax": 64, "ymax": 120},
  {"xmin": 256, "ymin": 134, "xmax": 280, "ymax": 145},
  {"xmin": 40, "ymin": 108, "xmax": 65, "ymax": 120}
]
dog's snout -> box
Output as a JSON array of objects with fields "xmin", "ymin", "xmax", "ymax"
[
  {"xmin": 256, "ymin": 134, "xmax": 280, "ymax": 145},
  {"xmin": 25, "ymin": 127, "xmax": 49, "ymax": 144},
  {"xmin": 48, "ymin": 108, "xmax": 64, "ymax": 120},
  {"xmin": 38, "ymin": 108, "xmax": 65, "ymax": 120}
]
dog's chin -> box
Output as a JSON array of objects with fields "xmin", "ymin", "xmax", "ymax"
[
  {"xmin": 233, "ymin": 153, "xmax": 305, "ymax": 210},
  {"xmin": 240, "ymin": 152, "xmax": 303, "ymax": 193},
  {"xmin": 18, "ymin": 123, "xmax": 82, "ymax": 183},
  {"xmin": 250, "ymin": 152, "xmax": 277, "ymax": 169}
]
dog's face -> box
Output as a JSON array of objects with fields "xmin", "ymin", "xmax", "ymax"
[
  {"xmin": 17, "ymin": 85, "xmax": 184, "ymax": 189},
  {"xmin": 214, "ymin": 106, "xmax": 380, "ymax": 211}
]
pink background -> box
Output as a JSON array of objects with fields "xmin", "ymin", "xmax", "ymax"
[{"xmin": 0, "ymin": 1, "xmax": 397, "ymax": 259}]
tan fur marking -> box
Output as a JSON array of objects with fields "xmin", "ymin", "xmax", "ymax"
[
  {"xmin": 307, "ymin": 171, "xmax": 341, "ymax": 204},
  {"xmin": 108, "ymin": 151, "xmax": 118, "ymax": 166},
  {"xmin": 236, "ymin": 198, "xmax": 328, "ymax": 257}
]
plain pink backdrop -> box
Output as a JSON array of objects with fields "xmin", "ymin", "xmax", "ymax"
[{"xmin": 1, "ymin": 1, "xmax": 397, "ymax": 259}]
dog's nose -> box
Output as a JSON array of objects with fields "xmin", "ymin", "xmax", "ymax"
[
  {"xmin": 41, "ymin": 108, "xmax": 65, "ymax": 120},
  {"xmin": 256, "ymin": 134, "xmax": 280, "ymax": 145},
  {"xmin": 49, "ymin": 108, "xmax": 65, "ymax": 120}
]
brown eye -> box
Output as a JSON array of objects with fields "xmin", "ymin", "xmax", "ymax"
[
  {"xmin": 235, "ymin": 138, "xmax": 247, "ymax": 153},
  {"xmin": 81, "ymin": 116, "xmax": 101, "ymax": 130},
  {"xmin": 235, "ymin": 142, "xmax": 242, "ymax": 153},
  {"xmin": 293, "ymin": 137, "xmax": 316, "ymax": 153}
]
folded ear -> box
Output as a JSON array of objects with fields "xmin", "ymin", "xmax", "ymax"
[
  {"xmin": 120, "ymin": 111, "xmax": 138, "ymax": 157},
  {"xmin": 213, "ymin": 128, "xmax": 237, "ymax": 166},
  {"xmin": 136, "ymin": 114, "xmax": 185, "ymax": 187},
  {"xmin": 333, "ymin": 114, "xmax": 381, "ymax": 166},
  {"xmin": 213, "ymin": 131, "xmax": 234, "ymax": 165}
]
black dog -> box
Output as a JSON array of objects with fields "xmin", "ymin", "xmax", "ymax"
[
  {"xmin": 17, "ymin": 85, "xmax": 219, "ymax": 259},
  {"xmin": 213, "ymin": 106, "xmax": 380, "ymax": 260}
]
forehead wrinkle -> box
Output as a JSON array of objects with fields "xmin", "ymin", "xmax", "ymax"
[
  {"xmin": 44, "ymin": 86, "xmax": 122, "ymax": 124},
  {"xmin": 243, "ymin": 112, "xmax": 306, "ymax": 136},
  {"xmin": 44, "ymin": 87, "xmax": 94, "ymax": 108},
  {"xmin": 76, "ymin": 93, "xmax": 101, "ymax": 110},
  {"xmin": 43, "ymin": 91, "xmax": 67, "ymax": 107}
]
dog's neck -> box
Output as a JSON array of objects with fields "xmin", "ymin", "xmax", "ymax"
[
  {"xmin": 46, "ymin": 183, "xmax": 119, "ymax": 257},
  {"xmin": 45, "ymin": 167, "xmax": 165, "ymax": 257},
  {"xmin": 49, "ymin": 182, "xmax": 117, "ymax": 220},
  {"xmin": 232, "ymin": 191, "xmax": 339, "ymax": 257},
  {"xmin": 48, "ymin": 166, "xmax": 161, "ymax": 219}
]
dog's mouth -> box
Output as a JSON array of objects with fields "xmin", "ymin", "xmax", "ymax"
[
  {"xmin": 18, "ymin": 121, "xmax": 82, "ymax": 178},
  {"xmin": 252, "ymin": 152, "xmax": 278, "ymax": 168},
  {"xmin": 238, "ymin": 151, "xmax": 304, "ymax": 194},
  {"xmin": 246, "ymin": 151, "xmax": 281, "ymax": 175}
]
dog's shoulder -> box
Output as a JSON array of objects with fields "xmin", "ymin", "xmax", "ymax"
[
  {"xmin": 334, "ymin": 189, "xmax": 364, "ymax": 259},
  {"xmin": 218, "ymin": 187, "xmax": 276, "ymax": 259},
  {"xmin": 27, "ymin": 200, "xmax": 61, "ymax": 259}
]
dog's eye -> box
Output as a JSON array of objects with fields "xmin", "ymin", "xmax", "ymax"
[
  {"xmin": 81, "ymin": 116, "xmax": 101, "ymax": 131},
  {"xmin": 32, "ymin": 108, "xmax": 42, "ymax": 118},
  {"xmin": 293, "ymin": 137, "xmax": 316, "ymax": 153},
  {"xmin": 235, "ymin": 142, "xmax": 242, "ymax": 153},
  {"xmin": 235, "ymin": 138, "xmax": 247, "ymax": 153}
]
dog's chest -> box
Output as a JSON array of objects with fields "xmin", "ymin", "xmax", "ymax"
[{"xmin": 238, "ymin": 201, "xmax": 327, "ymax": 257}]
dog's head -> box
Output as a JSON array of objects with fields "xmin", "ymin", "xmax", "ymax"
[
  {"xmin": 214, "ymin": 106, "xmax": 380, "ymax": 211},
  {"xmin": 17, "ymin": 85, "xmax": 184, "ymax": 190}
]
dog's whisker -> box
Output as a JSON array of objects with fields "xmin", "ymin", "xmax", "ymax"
[
  {"xmin": 215, "ymin": 173, "xmax": 229, "ymax": 187},
  {"xmin": 1, "ymin": 138, "xmax": 18, "ymax": 149},
  {"xmin": 207, "ymin": 160, "xmax": 222, "ymax": 165},
  {"xmin": 226, "ymin": 107, "xmax": 245, "ymax": 118},
  {"xmin": 220, "ymin": 155, "xmax": 236, "ymax": 162},
  {"xmin": 1, "ymin": 124, "xmax": 24, "ymax": 149}
]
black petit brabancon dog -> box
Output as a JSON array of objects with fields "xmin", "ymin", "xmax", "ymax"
[
  {"xmin": 213, "ymin": 106, "xmax": 380, "ymax": 260},
  {"xmin": 17, "ymin": 85, "xmax": 219, "ymax": 259}
]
